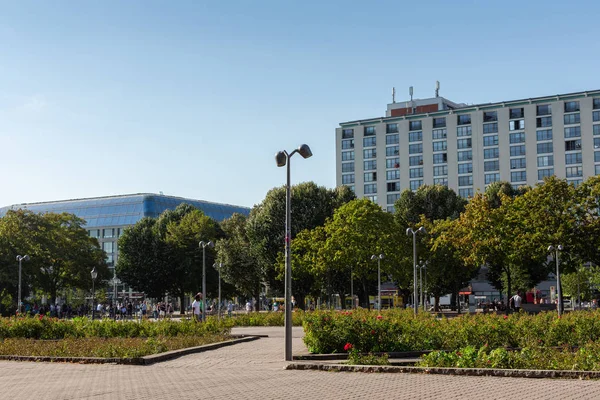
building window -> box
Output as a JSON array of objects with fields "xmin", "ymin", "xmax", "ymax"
[
  {"xmin": 433, "ymin": 117, "xmax": 446, "ymax": 128},
  {"xmin": 566, "ymin": 166, "xmax": 583, "ymax": 178},
  {"xmin": 410, "ymin": 180, "xmax": 423, "ymax": 191},
  {"xmin": 366, "ymin": 195, "xmax": 377, "ymax": 202},
  {"xmin": 564, "ymin": 101, "xmax": 580, "ymax": 113},
  {"xmin": 409, "ymin": 155, "xmax": 423, "ymax": 166},
  {"xmin": 509, "ymin": 108, "xmax": 524, "ymax": 119},
  {"xmin": 536, "ymin": 105, "xmax": 552, "ymax": 116},
  {"xmin": 342, "ymin": 139, "xmax": 354, "ymax": 149},
  {"xmin": 596, "ymin": 151, "xmax": 600, "ymax": 163},
  {"xmin": 564, "ymin": 113, "xmax": 581, "ymax": 125},
  {"xmin": 536, "ymin": 129, "xmax": 552, "ymax": 141},
  {"xmin": 433, "ymin": 141, "xmax": 447, "ymax": 152},
  {"xmin": 511, "ymin": 171, "xmax": 527, "ymax": 182},
  {"xmin": 536, "ymin": 117, "xmax": 552, "ymax": 128},
  {"xmin": 595, "ymin": 125, "xmax": 600, "ymax": 136},
  {"xmin": 594, "ymin": 98, "xmax": 600, "ymax": 110},
  {"xmin": 483, "ymin": 111, "xmax": 497, "ymax": 122},
  {"xmin": 564, "ymin": 127, "xmax": 581, "ymax": 138},
  {"xmin": 485, "ymin": 173, "xmax": 500, "ymax": 184},
  {"xmin": 363, "ymin": 137, "xmax": 377, "ymax": 147},
  {"xmin": 409, "ymin": 121, "xmax": 422, "ymax": 131},
  {"xmin": 386, "ymin": 205, "xmax": 395, "ymax": 213},
  {"xmin": 432, "ymin": 128, "xmax": 447, "ymax": 139},
  {"xmin": 595, "ymin": 137, "xmax": 600, "ymax": 149},
  {"xmin": 458, "ymin": 150, "xmax": 472, "ymax": 161},
  {"xmin": 386, "ymin": 146, "xmax": 399, "ymax": 156},
  {"xmin": 457, "ymin": 138, "xmax": 472, "ymax": 149},
  {"xmin": 363, "ymin": 149, "xmax": 376, "ymax": 159},
  {"xmin": 509, "ymin": 119, "xmax": 525, "ymax": 131},
  {"xmin": 568, "ymin": 179, "xmax": 583, "ymax": 187},
  {"xmin": 386, "ymin": 123, "xmax": 398, "ymax": 133},
  {"xmin": 510, "ymin": 158, "xmax": 526, "ymax": 169},
  {"xmin": 483, "ymin": 123, "xmax": 498, "ymax": 134},
  {"xmin": 484, "ymin": 160, "xmax": 500, "ymax": 172},
  {"xmin": 457, "ymin": 126, "xmax": 472, "ymax": 137},
  {"xmin": 409, "ymin": 131, "xmax": 423, "ymax": 142},
  {"xmin": 565, "ymin": 140, "xmax": 582, "ymax": 151},
  {"xmin": 386, "ymin": 170, "xmax": 400, "ymax": 180},
  {"xmin": 457, "ymin": 114, "xmax": 471, "ymax": 125},
  {"xmin": 537, "ymin": 155, "xmax": 554, "ymax": 167},
  {"xmin": 386, "ymin": 134, "xmax": 399, "ymax": 145},
  {"xmin": 387, "ymin": 182, "xmax": 400, "ymax": 192},
  {"xmin": 364, "ymin": 126, "xmax": 376, "ymax": 136},
  {"xmin": 89, "ymin": 230, "xmax": 100, "ymax": 238},
  {"xmin": 364, "ymin": 172, "xmax": 377, "ymax": 182},
  {"xmin": 433, "ymin": 153, "xmax": 448, "ymax": 164},
  {"xmin": 538, "ymin": 168, "xmax": 554, "ymax": 180},
  {"xmin": 103, "ymin": 229, "xmax": 114, "ymax": 238},
  {"xmin": 483, "ymin": 135, "xmax": 499, "ymax": 147},
  {"xmin": 458, "ymin": 176, "xmax": 473, "ymax": 186},
  {"xmin": 434, "ymin": 178, "xmax": 448, "ymax": 186},
  {"xmin": 342, "ymin": 174, "xmax": 355, "ymax": 184},
  {"xmin": 593, "ymin": 111, "xmax": 600, "ymax": 122},
  {"xmin": 565, "ymin": 153, "xmax": 582, "ymax": 165},
  {"xmin": 410, "ymin": 168, "xmax": 423, "ymax": 179},
  {"xmin": 342, "ymin": 151, "xmax": 355, "ymax": 161},
  {"xmin": 342, "ymin": 128, "xmax": 354, "ymax": 139},
  {"xmin": 433, "ymin": 165, "xmax": 448, "ymax": 177},
  {"xmin": 510, "ymin": 132, "xmax": 525, "ymax": 144},
  {"xmin": 103, "ymin": 241, "xmax": 114, "ymax": 253},
  {"xmin": 342, "ymin": 162, "xmax": 354, "ymax": 173},
  {"xmin": 409, "ymin": 143, "xmax": 423, "ymax": 154},
  {"xmin": 386, "ymin": 158, "xmax": 400, "ymax": 169},
  {"xmin": 537, "ymin": 142, "xmax": 553, "ymax": 154},
  {"xmin": 364, "ymin": 183, "xmax": 377, "ymax": 194},
  {"xmin": 597, "ymin": 165, "xmax": 600, "ymax": 175},
  {"xmin": 484, "ymin": 148, "xmax": 500, "ymax": 159},
  {"xmin": 364, "ymin": 160, "xmax": 377, "ymax": 171},
  {"xmin": 387, "ymin": 194, "xmax": 400, "ymax": 204},
  {"xmin": 510, "ymin": 145, "xmax": 526, "ymax": 157},
  {"xmin": 458, "ymin": 163, "xmax": 473, "ymax": 174},
  {"xmin": 459, "ymin": 188, "xmax": 473, "ymax": 198}
]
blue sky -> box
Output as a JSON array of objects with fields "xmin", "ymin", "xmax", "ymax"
[{"xmin": 1, "ymin": 0, "xmax": 598, "ymax": 208}]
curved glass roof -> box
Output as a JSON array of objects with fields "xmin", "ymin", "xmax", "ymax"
[{"xmin": 0, "ymin": 193, "xmax": 250, "ymax": 228}]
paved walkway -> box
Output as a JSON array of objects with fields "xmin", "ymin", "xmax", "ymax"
[{"xmin": 2, "ymin": 327, "xmax": 600, "ymax": 399}]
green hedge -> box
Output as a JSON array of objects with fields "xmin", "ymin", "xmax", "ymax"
[
  {"xmin": 302, "ymin": 309, "xmax": 600, "ymax": 354},
  {"xmin": 228, "ymin": 311, "xmax": 304, "ymax": 327}
]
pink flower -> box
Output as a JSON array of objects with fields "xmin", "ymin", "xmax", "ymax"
[
  {"xmin": 376, "ymin": 315, "xmax": 383, "ymax": 320},
  {"xmin": 503, "ymin": 315, "xmax": 508, "ymax": 320},
  {"xmin": 344, "ymin": 343, "xmax": 353, "ymax": 351}
]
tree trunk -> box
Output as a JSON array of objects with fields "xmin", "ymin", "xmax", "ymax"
[
  {"xmin": 253, "ymin": 287, "xmax": 260, "ymax": 312},
  {"xmin": 180, "ymin": 293, "xmax": 186, "ymax": 315},
  {"xmin": 434, "ymin": 295, "xmax": 440, "ymax": 312}
]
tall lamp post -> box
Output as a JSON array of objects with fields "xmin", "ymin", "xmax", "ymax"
[
  {"xmin": 275, "ymin": 143, "xmax": 313, "ymax": 361},
  {"xmin": 16, "ymin": 255, "xmax": 30, "ymax": 315},
  {"xmin": 213, "ymin": 262, "xmax": 222, "ymax": 319},
  {"xmin": 91, "ymin": 267, "xmax": 98, "ymax": 320},
  {"xmin": 419, "ymin": 261, "xmax": 428, "ymax": 312},
  {"xmin": 371, "ymin": 254, "xmax": 384, "ymax": 311},
  {"xmin": 548, "ymin": 245, "xmax": 564, "ymax": 317},
  {"xmin": 406, "ymin": 227, "xmax": 426, "ymax": 315},
  {"xmin": 199, "ymin": 241, "xmax": 214, "ymax": 322}
]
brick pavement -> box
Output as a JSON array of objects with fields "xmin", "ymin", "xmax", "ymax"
[{"xmin": 1, "ymin": 326, "xmax": 600, "ymax": 399}]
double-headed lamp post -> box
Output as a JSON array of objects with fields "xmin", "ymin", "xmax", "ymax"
[
  {"xmin": 548, "ymin": 245, "xmax": 564, "ymax": 317},
  {"xmin": 199, "ymin": 241, "xmax": 214, "ymax": 322},
  {"xmin": 91, "ymin": 267, "xmax": 98, "ymax": 320},
  {"xmin": 371, "ymin": 254, "xmax": 384, "ymax": 311},
  {"xmin": 276, "ymin": 143, "xmax": 313, "ymax": 361},
  {"xmin": 406, "ymin": 227, "xmax": 427, "ymax": 315},
  {"xmin": 213, "ymin": 262, "xmax": 222, "ymax": 320},
  {"xmin": 16, "ymin": 255, "xmax": 30, "ymax": 315}
]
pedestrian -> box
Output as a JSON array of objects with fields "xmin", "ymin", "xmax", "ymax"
[
  {"xmin": 152, "ymin": 303, "xmax": 158, "ymax": 320},
  {"xmin": 511, "ymin": 292, "xmax": 522, "ymax": 312},
  {"xmin": 192, "ymin": 293, "xmax": 202, "ymax": 322},
  {"xmin": 227, "ymin": 301, "xmax": 233, "ymax": 317},
  {"xmin": 245, "ymin": 300, "xmax": 252, "ymax": 314}
]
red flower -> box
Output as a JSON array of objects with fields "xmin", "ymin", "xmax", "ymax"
[
  {"xmin": 503, "ymin": 315, "xmax": 508, "ymax": 320},
  {"xmin": 376, "ymin": 315, "xmax": 383, "ymax": 320},
  {"xmin": 371, "ymin": 329, "xmax": 376, "ymax": 335},
  {"xmin": 344, "ymin": 342, "xmax": 353, "ymax": 351}
]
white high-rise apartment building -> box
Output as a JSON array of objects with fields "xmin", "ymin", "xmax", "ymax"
[{"xmin": 336, "ymin": 89, "xmax": 600, "ymax": 212}]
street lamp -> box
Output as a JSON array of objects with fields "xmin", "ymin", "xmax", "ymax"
[
  {"xmin": 213, "ymin": 262, "xmax": 222, "ymax": 320},
  {"xmin": 199, "ymin": 240, "xmax": 214, "ymax": 322},
  {"xmin": 419, "ymin": 261, "xmax": 428, "ymax": 312},
  {"xmin": 371, "ymin": 254, "xmax": 384, "ymax": 311},
  {"xmin": 91, "ymin": 267, "xmax": 98, "ymax": 320},
  {"xmin": 406, "ymin": 227, "xmax": 427, "ymax": 315},
  {"xmin": 16, "ymin": 255, "xmax": 30, "ymax": 315},
  {"xmin": 548, "ymin": 245, "xmax": 564, "ymax": 317},
  {"xmin": 275, "ymin": 143, "xmax": 313, "ymax": 362}
]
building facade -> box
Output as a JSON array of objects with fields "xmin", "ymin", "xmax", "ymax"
[
  {"xmin": 336, "ymin": 89, "xmax": 600, "ymax": 212},
  {"xmin": 0, "ymin": 193, "xmax": 251, "ymax": 298}
]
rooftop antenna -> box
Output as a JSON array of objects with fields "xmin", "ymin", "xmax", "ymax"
[
  {"xmin": 435, "ymin": 81, "xmax": 440, "ymax": 98},
  {"xmin": 159, "ymin": 191, "xmax": 164, "ymax": 195},
  {"xmin": 409, "ymin": 86, "xmax": 413, "ymax": 102},
  {"xmin": 392, "ymin": 87, "xmax": 396, "ymax": 103}
]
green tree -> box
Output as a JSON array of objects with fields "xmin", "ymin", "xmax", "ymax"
[{"xmin": 394, "ymin": 184, "xmax": 467, "ymax": 225}]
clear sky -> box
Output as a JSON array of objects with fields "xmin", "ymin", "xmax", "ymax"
[{"xmin": 1, "ymin": 0, "xmax": 599, "ymax": 208}]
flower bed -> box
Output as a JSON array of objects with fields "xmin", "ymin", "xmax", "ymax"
[
  {"xmin": 227, "ymin": 311, "xmax": 304, "ymax": 327},
  {"xmin": 302, "ymin": 309, "xmax": 600, "ymax": 354}
]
